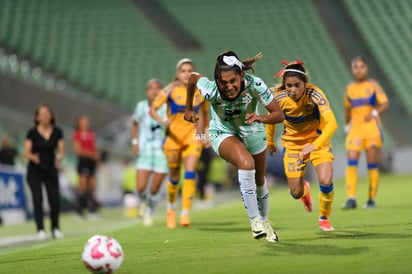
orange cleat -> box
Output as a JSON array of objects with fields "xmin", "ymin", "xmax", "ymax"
[
  {"xmin": 166, "ymin": 209, "xmax": 176, "ymax": 229},
  {"xmin": 319, "ymin": 219, "xmax": 334, "ymax": 231},
  {"xmin": 301, "ymin": 181, "xmax": 313, "ymax": 212},
  {"xmin": 180, "ymin": 214, "xmax": 191, "ymax": 227}
]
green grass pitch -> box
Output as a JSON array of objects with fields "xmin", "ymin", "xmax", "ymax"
[{"xmin": 0, "ymin": 173, "xmax": 411, "ymax": 273}]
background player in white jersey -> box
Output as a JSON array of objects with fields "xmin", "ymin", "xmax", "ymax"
[
  {"xmin": 185, "ymin": 51, "xmax": 284, "ymax": 242},
  {"xmin": 131, "ymin": 79, "xmax": 168, "ymax": 226}
]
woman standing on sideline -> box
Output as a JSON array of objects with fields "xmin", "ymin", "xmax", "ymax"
[
  {"xmin": 185, "ymin": 51, "xmax": 284, "ymax": 242},
  {"xmin": 342, "ymin": 57, "xmax": 389, "ymax": 209},
  {"xmin": 24, "ymin": 104, "xmax": 64, "ymax": 239},
  {"xmin": 73, "ymin": 114, "xmax": 99, "ymax": 219},
  {"xmin": 131, "ymin": 78, "xmax": 168, "ymax": 226}
]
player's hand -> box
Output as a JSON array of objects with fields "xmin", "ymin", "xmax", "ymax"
[
  {"xmin": 245, "ymin": 113, "xmax": 262, "ymax": 124},
  {"xmin": 300, "ymin": 143, "xmax": 316, "ymax": 158},
  {"xmin": 364, "ymin": 114, "xmax": 373, "ymax": 122},
  {"xmin": 162, "ymin": 118, "xmax": 171, "ymax": 127},
  {"xmin": 132, "ymin": 144, "xmax": 139, "ymax": 155},
  {"xmin": 184, "ymin": 110, "xmax": 199, "ymax": 124},
  {"xmin": 31, "ymin": 153, "xmax": 40, "ymax": 165},
  {"xmin": 267, "ymin": 144, "xmax": 277, "ymax": 156}
]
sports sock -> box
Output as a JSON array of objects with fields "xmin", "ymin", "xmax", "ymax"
[
  {"xmin": 346, "ymin": 159, "xmax": 358, "ymax": 198},
  {"xmin": 146, "ymin": 195, "xmax": 158, "ymax": 216},
  {"xmin": 167, "ymin": 178, "xmax": 179, "ymax": 210},
  {"xmin": 368, "ymin": 163, "xmax": 379, "ymax": 200},
  {"xmin": 319, "ymin": 184, "xmax": 334, "ymax": 219},
  {"xmin": 238, "ymin": 169, "xmax": 260, "ymax": 222},
  {"xmin": 182, "ymin": 171, "xmax": 196, "ymax": 212},
  {"xmin": 256, "ymin": 179, "xmax": 269, "ymax": 221},
  {"xmin": 137, "ymin": 191, "xmax": 146, "ymax": 206}
]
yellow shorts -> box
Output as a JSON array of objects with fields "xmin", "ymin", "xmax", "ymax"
[
  {"xmin": 163, "ymin": 135, "xmax": 203, "ymax": 168},
  {"xmin": 346, "ymin": 130, "xmax": 383, "ymax": 152},
  {"xmin": 283, "ymin": 145, "xmax": 334, "ymax": 178}
]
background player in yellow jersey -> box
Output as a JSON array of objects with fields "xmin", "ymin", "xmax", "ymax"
[
  {"xmin": 267, "ymin": 60, "xmax": 338, "ymax": 231},
  {"xmin": 150, "ymin": 58, "xmax": 208, "ymax": 229},
  {"xmin": 342, "ymin": 57, "xmax": 389, "ymax": 209}
]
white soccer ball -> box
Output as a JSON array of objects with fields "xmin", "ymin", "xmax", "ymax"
[{"xmin": 82, "ymin": 235, "xmax": 124, "ymax": 273}]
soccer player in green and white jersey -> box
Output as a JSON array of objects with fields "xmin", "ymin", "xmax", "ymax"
[
  {"xmin": 131, "ymin": 79, "xmax": 168, "ymax": 226},
  {"xmin": 185, "ymin": 51, "xmax": 284, "ymax": 242}
]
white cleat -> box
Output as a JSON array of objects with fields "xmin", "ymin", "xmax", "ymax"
[
  {"xmin": 143, "ymin": 215, "xmax": 154, "ymax": 227},
  {"xmin": 251, "ymin": 218, "xmax": 267, "ymax": 240},
  {"xmin": 262, "ymin": 220, "xmax": 279, "ymax": 243},
  {"xmin": 37, "ymin": 230, "xmax": 47, "ymax": 241},
  {"xmin": 53, "ymin": 229, "xmax": 64, "ymax": 239}
]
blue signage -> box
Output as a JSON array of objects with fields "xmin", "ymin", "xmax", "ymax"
[{"xmin": 0, "ymin": 169, "xmax": 26, "ymax": 209}]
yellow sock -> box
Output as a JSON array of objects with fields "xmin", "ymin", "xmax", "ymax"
[
  {"xmin": 167, "ymin": 179, "xmax": 179, "ymax": 206},
  {"xmin": 182, "ymin": 172, "xmax": 196, "ymax": 212},
  {"xmin": 319, "ymin": 184, "xmax": 334, "ymax": 219},
  {"xmin": 368, "ymin": 164, "xmax": 379, "ymax": 200},
  {"xmin": 346, "ymin": 160, "xmax": 358, "ymax": 198}
]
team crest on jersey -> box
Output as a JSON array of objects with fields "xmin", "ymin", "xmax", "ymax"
[
  {"xmin": 241, "ymin": 93, "xmax": 252, "ymax": 105},
  {"xmin": 365, "ymin": 87, "xmax": 371, "ymax": 95}
]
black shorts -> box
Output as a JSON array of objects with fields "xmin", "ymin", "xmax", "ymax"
[{"xmin": 77, "ymin": 157, "xmax": 96, "ymax": 176}]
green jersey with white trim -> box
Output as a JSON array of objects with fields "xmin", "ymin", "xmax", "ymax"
[
  {"xmin": 133, "ymin": 100, "xmax": 167, "ymax": 156},
  {"xmin": 196, "ymin": 73, "xmax": 273, "ymax": 136}
]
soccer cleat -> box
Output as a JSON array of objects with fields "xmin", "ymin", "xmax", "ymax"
[
  {"xmin": 363, "ymin": 199, "xmax": 376, "ymax": 209},
  {"xmin": 53, "ymin": 229, "xmax": 64, "ymax": 239},
  {"xmin": 318, "ymin": 219, "xmax": 334, "ymax": 231},
  {"xmin": 341, "ymin": 198, "xmax": 357, "ymax": 209},
  {"xmin": 166, "ymin": 209, "xmax": 176, "ymax": 229},
  {"xmin": 37, "ymin": 230, "xmax": 47, "ymax": 241},
  {"xmin": 300, "ymin": 181, "xmax": 313, "ymax": 212},
  {"xmin": 180, "ymin": 214, "xmax": 191, "ymax": 227},
  {"xmin": 262, "ymin": 220, "xmax": 279, "ymax": 243},
  {"xmin": 251, "ymin": 218, "xmax": 267, "ymax": 240},
  {"xmin": 143, "ymin": 215, "xmax": 154, "ymax": 227}
]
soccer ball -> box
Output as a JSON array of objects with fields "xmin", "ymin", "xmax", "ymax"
[{"xmin": 82, "ymin": 235, "xmax": 124, "ymax": 274}]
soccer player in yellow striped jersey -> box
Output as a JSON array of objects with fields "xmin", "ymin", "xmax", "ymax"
[
  {"xmin": 266, "ymin": 60, "xmax": 338, "ymax": 231},
  {"xmin": 342, "ymin": 57, "xmax": 388, "ymax": 210},
  {"xmin": 150, "ymin": 58, "xmax": 208, "ymax": 229}
]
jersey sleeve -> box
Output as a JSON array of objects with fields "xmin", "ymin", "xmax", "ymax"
[
  {"xmin": 133, "ymin": 102, "xmax": 141, "ymax": 122},
  {"xmin": 311, "ymin": 89, "xmax": 338, "ymax": 149},
  {"xmin": 253, "ymin": 76, "xmax": 273, "ymax": 107},
  {"xmin": 344, "ymin": 85, "xmax": 351, "ymax": 108},
  {"xmin": 196, "ymin": 77, "xmax": 218, "ymax": 102},
  {"xmin": 371, "ymin": 79, "xmax": 388, "ymax": 105},
  {"xmin": 152, "ymin": 84, "xmax": 172, "ymax": 110}
]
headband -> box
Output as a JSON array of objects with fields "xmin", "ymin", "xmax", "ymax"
[
  {"xmin": 274, "ymin": 60, "xmax": 305, "ymax": 78},
  {"xmin": 222, "ymin": 55, "xmax": 244, "ymax": 71},
  {"xmin": 176, "ymin": 58, "xmax": 193, "ymax": 70}
]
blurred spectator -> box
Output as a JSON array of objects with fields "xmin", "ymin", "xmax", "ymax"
[
  {"xmin": 72, "ymin": 114, "xmax": 99, "ymax": 220},
  {"xmin": 0, "ymin": 135, "xmax": 17, "ymax": 166},
  {"xmin": 24, "ymin": 104, "xmax": 64, "ymax": 240}
]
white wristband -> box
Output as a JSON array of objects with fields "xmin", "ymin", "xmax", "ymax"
[
  {"xmin": 372, "ymin": 110, "xmax": 379, "ymax": 117},
  {"xmin": 344, "ymin": 124, "xmax": 350, "ymax": 133},
  {"xmin": 131, "ymin": 138, "xmax": 138, "ymax": 145}
]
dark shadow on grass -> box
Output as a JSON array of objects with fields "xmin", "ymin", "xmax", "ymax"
[
  {"xmin": 193, "ymin": 221, "xmax": 246, "ymax": 233},
  {"xmin": 263, "ymin": 242, "xmax": 369, "ymax": 256},
  {"xmin": 316, "ymin": 230, "xmax": 412, "ymax": 240}
]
